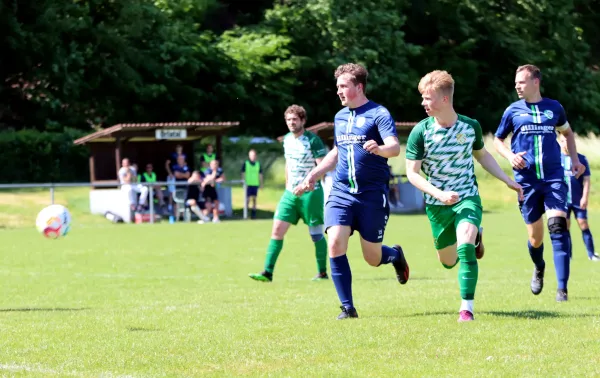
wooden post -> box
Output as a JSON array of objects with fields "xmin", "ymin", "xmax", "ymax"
[
  {"xmin": 216, "ymin": 134, "xmax": 223, "ymax": 163},
  {"xmin": 89, "ymin": 154, "xmax": 96, "ymax": 183},
  {"xmin": 115, "ymin": 136, "xmax": 122, "ymax": 180}
]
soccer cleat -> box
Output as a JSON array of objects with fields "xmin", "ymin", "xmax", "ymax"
[
  {"xmin": 337, "ymin": 306, "xmax": 358, "ymax": 320},
  {"xmin": 556, "ymin": 289, "xmax": 568, "ymax": 302},
  {"xmin": 392, "ymin": 245, "xmax": 410, "ymax": 284},
  {"xmin": 248, "ymin": 271, "xmax": 272, "ymax": 282},
  {"xmin": 589, "ymin": 254, "xmax": 600, "ymax": 262},
  {"xmin": 475, "ymin": 226, "xmax": 485, "ymax": 259},
  {"xmin": 530, "ymin": 266, "xmax": 545, "ymax": 295},
  {"xmin": 312, "ymin": 272, "xmax": 329, "ymax": 281},
  {"xmin": 458, "ymin": 310, "xmax": 475, "ymax": 322}
]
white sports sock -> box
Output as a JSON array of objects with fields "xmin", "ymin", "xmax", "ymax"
[{"xmin": 459, "ymin": 299, "xmax": 474, "ymax": 314}]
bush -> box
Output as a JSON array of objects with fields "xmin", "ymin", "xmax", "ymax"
[{"xmin": 0, "ymin": 129, "xmax": 89, "ymax": 183}]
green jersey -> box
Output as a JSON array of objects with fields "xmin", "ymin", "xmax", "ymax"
[
  {"xmin": 283, "ymin": 131, "xmax": 327, "ymax": 191},
  {"xmin": 405, "ymin": 114, "xmax": 484, "ymax": 206}
]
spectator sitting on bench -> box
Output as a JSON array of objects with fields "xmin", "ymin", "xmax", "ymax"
[
  {"xmin": 119, "ymin": 158, "xmax": 148, "ymax": 212},
  {"xmin": 186, "ymin": 171, "xmax": 210, "ymax": 224},
  {"xmin": 202, "ymin": 159, "xmax": 225, "ymax": 223},
  {"xmin": 172, "ymin": 155, "xmax": 191, "ymax": 219},
  {"xmin": 138, "ymin": 163, "xmax": 166, "ymax": 211}
]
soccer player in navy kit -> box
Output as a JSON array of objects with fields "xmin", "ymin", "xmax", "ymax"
[
  {"xmin": 494, "ymin": 64, "xmax": 586, "ymax": 302},
  {"xmin": 296, "ymin": 63, "xmax": 410, "ymax": 319},
  {"xmin": 558, "ymin": 134, "xmax": 599, "ymax": 261}
]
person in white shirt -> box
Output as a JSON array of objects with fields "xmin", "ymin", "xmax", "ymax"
[{"xmin": 118, "ymin": 158, "xmax": 148, "ymax": 211}]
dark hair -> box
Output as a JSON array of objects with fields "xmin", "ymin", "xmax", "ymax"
[{"xmin": 334, "ymin": 63, "xmax": 369, "ymax": 92}]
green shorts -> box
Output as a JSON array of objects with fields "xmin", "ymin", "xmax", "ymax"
[
  {"xmin": 274, "ymin": 188, "xmax": 324, "ymax": 226},
  {"xmin": 426, "ymin": 196, "xmax": 483, "ymax": 250}
]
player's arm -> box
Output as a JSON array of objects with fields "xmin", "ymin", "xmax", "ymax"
[
  {"xmin": 363, "ymin": 136, "xmax": 400, "ymax": 158},
  {"xmin": 581, "ymin": 176, "xmax": 591, "ymax": 209},
  {"xmin": 473, "ymin": 148, "xmax": 523, "ymax": 200},
  {"xmin": 365, "ymin": 108, "xmax": 400, "ymax": 157},
  {"xmin": 558, "ymin": 127, "xmax": 585, "ymax": 178},
  {"xmin": 216, "ymin": 172, "xmax": 225, "ymax": 183},
  {"xmin": 294, "ymin": 148, "xmax": 337, "ymax": 195},
  {"xmin": 494, "ymin": 108, "xmax": 527, "ymax": 169},
  {"xmin": 405, "ymin": 159, "xmax": 443, "ymax": 199}
]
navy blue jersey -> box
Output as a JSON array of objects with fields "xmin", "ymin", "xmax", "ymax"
[
  {"xmin": 495, "ymin": 98, "xmax": 569, "ymax": 183},
  {"xmin": 332, "ymin": 101, "xmax": 397, "ymax": 194},
  {"xmin": 203, "ymin": 167, "xmax": 223, "ymax": 187},
  {"xmin": 172, "ymin": 164, "xmax": 190, "ymax": 181},
  {"xmin": 561, "ymin": 153, "xmax": 591, "ymax": 204}
]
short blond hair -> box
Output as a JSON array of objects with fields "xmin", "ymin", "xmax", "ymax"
[
  {"xmin": 516, "ymin": 64, "xmax": 542, "ymax": 82},
  {"xmin": 418, "ymin": 70, "xmax": 455, "ymax": 100}
]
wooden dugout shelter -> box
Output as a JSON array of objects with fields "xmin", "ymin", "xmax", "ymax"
[{"xmin": 74, "ymin": 122, "xmax": 240, "ymax": 184}]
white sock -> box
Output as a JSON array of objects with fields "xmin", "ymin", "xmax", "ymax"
[{"xmin": 459, "ymin": 300, "xmax": 474, "ymax": 314}]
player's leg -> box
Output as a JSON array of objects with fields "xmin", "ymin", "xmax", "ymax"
[
  {"xmin": 356, "ymin": 192, "xmax": 409, "ymax": 284},
  {"xmin": 453, "ymin": 197, "xmax": 482, "ymax": 322},
  {"xmin": 324, "ymin": 194, "xmax": 357, "ymax": 319},
  {"xmin": 300, "ymin": 187, "xmax": 328, "ymax": 280},
  {"xmin": 567, "ymin": 207, "xmax": 573, "ymax": 259},
  {"xmin": 247, "ymin": 185, "xmax": 258, "ymax": 219},
  {"xmin": 186, "ymin": 199, "xmax": 203, "ymax": 223},
  {"xmin": 212, "ymin": 199, "xmax": 221, "ymax": 223},
  {"xmin": 248, "ymin": 191, "xmax": 298, "ymax": 282},
  {"xmin": 543, "ymin": 181, "xmax": 571, "ymax": 301},
  {"xmin": 574, "ymin": 208, "xmax": 598, "ymax": 260},
  {"xmin": 137, "ymin": 184, "xmax": 149, "ymax": 208},
  {"xmin": 519, "ymin": 182, "xmax": 546, "ymax": 295}
]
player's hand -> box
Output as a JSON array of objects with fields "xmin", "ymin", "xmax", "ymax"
[
  {"xmin": 363, "ymin": 140, "xmax": 381, "ymax": 155},
  {"xmin": 572, "ymin": 161, "xmax": 586, "ymax": 179},
  {"xmin": 510, "ymin": 151, "xmax": 527, "ymax": 169},
  {"xmin": 506, "ymin": 180, "xmax": 524, "ymax": 201},
  {"xmin": 580, "ymin": 197, "xmax": 588, "ymax": 210},
  {"xmin": 436, "ymin": 191, "xmax": 460, "ymax": 205}
]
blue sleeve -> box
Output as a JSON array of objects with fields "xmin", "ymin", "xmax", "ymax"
[
  {"xmin": 582, "ymin": 155, "xmax": 591, "ymax": 176},
  {"xmin": 376, "ymin": 107, "xmax": 397, "ymax": 139},
  {"xmin": 495, "ymin": 107, "xmax": 513, "ymax": 139},
  {"xmin": 241, "ymin": 163, "xmax": 246, "ymax": 173},
  {"xmin": 259, "ymin": 165, "xmax": 263, "ymax": 174},
  {"xmin": 557, "ymin": 103, "xmax": 568, "ymax": 126}
]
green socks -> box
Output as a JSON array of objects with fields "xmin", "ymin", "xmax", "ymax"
[
  {"xmin": 315, "ymin": 237, "xmax": 328, "ymax": 274},
  {"xmin": 457, "ymin": 243, "xmax": 478, "ymax": 300},
  {"xmin": 264, "ymin": 239, "xmax": 284, "ymax": 274}
]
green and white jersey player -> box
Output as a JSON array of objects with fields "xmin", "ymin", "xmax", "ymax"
[
  {"xmin": 249, "ymin": 104, "xmax": 329, "ymax": 282},
  {"xmin": 406, "ymin": 70, "xmax": 523, "ymax": 322}
]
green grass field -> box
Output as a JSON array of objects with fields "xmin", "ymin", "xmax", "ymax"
[
  {"xmin": 2, "ymin": 135, "xmax": 600, "ymax": 376},
  {"xmin": 1, "ymin": 210, "xmax": 600, "ymax": 376}
]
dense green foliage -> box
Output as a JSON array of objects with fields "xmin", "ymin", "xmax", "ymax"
[{"xmin": 1, "ymin": 0, "xmax": 599, "ymax": 136}]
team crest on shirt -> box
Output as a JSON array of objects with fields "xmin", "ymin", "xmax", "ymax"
[
  {"xmin": 356, "ymin": 117, "xmax": 366, "ymax": 128},
  {"xmin": 544, "ymin": 110, "xmax": 554, "ymax": 119},
  {"xmin": 456, "ymin": 133, "xmax": 466, "ymax": 144}
]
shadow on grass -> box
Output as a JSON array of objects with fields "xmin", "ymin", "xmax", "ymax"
[
  {"xmin": 355, "ymin": 276, "xmax": 432, "ymax": 281},
  {"xmin": 403, "ymin": 310, "xmax": 597, "ymax": 319},
  {"xmin": 127, "ymin": 327, "xmax": 160, "ymax": 332},
  {"xmin": 0, "ymin": 307, "xmax": 89, "ymax": 312},
  {"xmin": 482, "ymin": 310, "xmax": 597, "ymax": 319}
]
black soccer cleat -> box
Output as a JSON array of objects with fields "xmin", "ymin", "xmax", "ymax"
[
  {"xmin": 530, "ymin": 266, "xmax": 545, "ymax": 295},
  {"xmin": 392, "ymin": 245, "xmax": 410, "ymax": 284},
  {"xmin": 556, "ymin": 289, "xmax": 568, "ymax": 302},
  {"xmin": 337, "ymin": 306, "xmax": 359, "ymax": 320}
]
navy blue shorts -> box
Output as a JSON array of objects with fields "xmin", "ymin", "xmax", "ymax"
[
  {"xmin": 325, "ymin": 190, "xmax": 390, "ymax": 243},
  {"xmin": 519, "ymin": 180, "xmax": 568, "ymax": 224},
  {"xmin": 246, "ymin": 185, "xmax": 259, "ymax": 197},
  {"xmin": 567, "ymin": 204, "xmax": 587, "ymax": 220}
]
